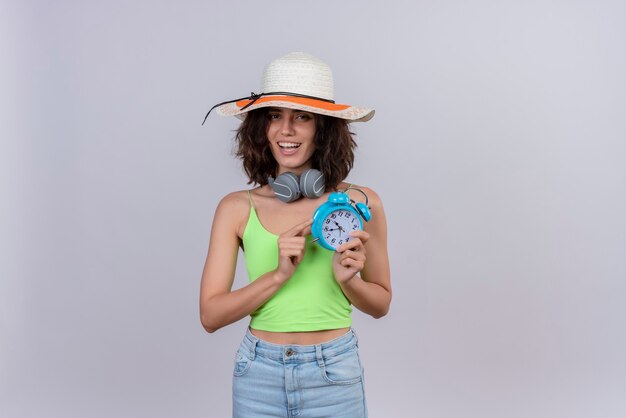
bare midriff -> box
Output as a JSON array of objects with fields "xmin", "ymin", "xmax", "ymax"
[{"xmin": 250, "ymin": 327, "xmax": 351, "ymax": 345}]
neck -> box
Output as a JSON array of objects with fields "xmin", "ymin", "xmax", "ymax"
[{"xmin": 277, "ymin": 165, "xmax": 313, "ymax": 177}]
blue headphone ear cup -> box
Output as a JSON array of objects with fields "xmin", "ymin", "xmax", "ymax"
[
  {"xmin": 299, "ymin": 169, "xmax": 325, "ymax": 199},
  {"xmin": 268, "ymin": 172, "xmax": 301, "ymax": 202},
  {"xmin": 355, "ymin": 202, "xmax": 371, "ymax": 222}
]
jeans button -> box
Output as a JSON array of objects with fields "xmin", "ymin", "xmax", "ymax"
[{"xmin": 285, "ymin": 349, "xmax": 295, "ymax": 357}]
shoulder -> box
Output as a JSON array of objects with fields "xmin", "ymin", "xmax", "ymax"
[
  {"xmin": 344, "ymin": 183, "xmax": 384, "ymax": 211},
  {"xmin": 212, "ymin": 190, "xmax": 253, "ymax": 236},
  {"xmin": 219, "ymin": 190, "xmax": 250, "ymax": 207},
  {"xmin": 216, "ymin": 190, "xmax": 250, "ymax": 211}
]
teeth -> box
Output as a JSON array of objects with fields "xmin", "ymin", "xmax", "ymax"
[{"xmin": 278, "ymin": 142, "xmax": 301, "ymax": 149}]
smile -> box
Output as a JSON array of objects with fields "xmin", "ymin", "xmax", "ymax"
[{"xmin": 278, "ymin": 142, "xmax": 301, "ymax": 149}]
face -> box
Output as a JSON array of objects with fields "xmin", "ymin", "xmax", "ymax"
[{"xmin": 266, "ymin": 107, "xmax": 316, "ymax": 175}]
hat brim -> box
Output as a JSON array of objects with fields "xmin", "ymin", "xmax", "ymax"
[{"xmin": 215, "ymin": 95, "xmax": 374, "ymax": 122}]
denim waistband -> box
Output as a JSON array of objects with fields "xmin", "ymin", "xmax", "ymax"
[{"xmin": 240, "ymin": 328, "xmax": 359, "ymax": 363}]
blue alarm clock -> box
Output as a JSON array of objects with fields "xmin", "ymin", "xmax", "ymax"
[{"xmin": 312, "ymin": 188, "xmax": 371, "ymax": 251}]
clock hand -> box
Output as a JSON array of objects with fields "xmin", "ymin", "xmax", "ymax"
[{"xmin": 330, "ymin": 220, "xmax": 342, "ymax": 228}]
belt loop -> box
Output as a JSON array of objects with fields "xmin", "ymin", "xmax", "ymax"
[
  {"xmin": 246, "ymin": 330, "xmax": 258, "ymax": 360},
  {"xmin": 250, "ymin": 338, "xmax": 258, "ymax": 360},
  {"xmin": 315, "ymin": 344, "xmax": 324, "ymax": 368},
  {"xmin": 351, "ymin": 328, "xmax": 359, "ymax": 347}
]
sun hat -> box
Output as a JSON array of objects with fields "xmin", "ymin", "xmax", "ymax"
[{"xmin": 202, "ymin": 52, "xmax": 374, "ymax": 124}]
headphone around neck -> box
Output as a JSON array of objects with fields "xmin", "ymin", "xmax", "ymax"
[{"xmin": 268, "ymin": 169, "xmax": 325, "ymax": 203}]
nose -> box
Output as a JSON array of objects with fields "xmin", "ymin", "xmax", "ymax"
[{"xmin": 280, "ymin": 116, "xmax": 295, "ymax": 136}]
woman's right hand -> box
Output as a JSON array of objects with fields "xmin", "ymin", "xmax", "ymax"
[{"xmin": 275, "ymin": 218, "xmax": 313, "ymax": 283}]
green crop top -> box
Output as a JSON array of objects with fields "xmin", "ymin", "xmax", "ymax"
[{"xmin": 242, "ymin": 192, "xmax": 352, "ymax": 332}]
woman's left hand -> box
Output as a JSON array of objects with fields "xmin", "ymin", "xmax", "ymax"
[{"xmin": 332, "ymin": 230, "xmax": 370, "ymax": 284}]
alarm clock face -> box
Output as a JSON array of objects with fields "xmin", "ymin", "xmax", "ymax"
[{"xmin": 320, "ymin": 208, "xmax": 362, "ymax": 250}]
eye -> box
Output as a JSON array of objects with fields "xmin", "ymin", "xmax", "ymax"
[
  {"xmin": 268, "ymin": 112, "xmax": 281, "ymax": 120},
  {"xmin": 295, "ymin": 112, "xmax": 314, "ymax": 121}
]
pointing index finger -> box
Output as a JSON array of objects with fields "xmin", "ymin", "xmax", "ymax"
[{"xmin": 283, "ymin": 218, "xmax": 314, "ymax": 237}]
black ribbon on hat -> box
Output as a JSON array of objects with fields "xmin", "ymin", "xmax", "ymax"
[{"xmin": 202, "ymin": 92, "xmax": 336, "ymax": 125}]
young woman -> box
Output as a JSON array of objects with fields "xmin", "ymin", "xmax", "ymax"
[{"xmin": 200, "ymin": 52, "xmax": 391, "ymax": 418}]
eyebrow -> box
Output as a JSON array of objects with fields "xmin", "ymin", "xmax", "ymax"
[
  {"xmin": 267, "ymin": 107, "xmax": 305, "ymax": 113},
  {"xmin": 266, "ymin": 107, "xmax": 314, "ymax": 117}
]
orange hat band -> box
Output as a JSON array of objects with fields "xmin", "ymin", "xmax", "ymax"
[
  {"xmin": 236, "ymin": 96, "xmax": 350, "ymax": 112},
  {"xmin": 203, "ymin": 91, "xmax": 357, "ymax": 125}
]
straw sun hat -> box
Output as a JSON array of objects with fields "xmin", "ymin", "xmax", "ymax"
[{"xmin": 203, "ymin": 52, "xmax": 374, "ymax": 124}]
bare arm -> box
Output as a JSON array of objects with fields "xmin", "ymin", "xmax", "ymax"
[
  {"xmin": 333, "ymin": 187, "xmax": 392, "ymax": 318},
  {"xmin": 199, "ymin": 193, "xmax": 312, "ymax": 333}
]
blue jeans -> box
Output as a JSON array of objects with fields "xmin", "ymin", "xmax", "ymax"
[{"xmin": 232, "ymin": 328, "xmax": 368, "ymax": 418}]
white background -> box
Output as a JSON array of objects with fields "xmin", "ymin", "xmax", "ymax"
[{"xmin": 2, "ymin": 1, "xmax": 625, "ymax": 417}]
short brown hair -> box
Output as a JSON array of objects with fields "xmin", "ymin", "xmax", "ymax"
[{"xmin": 234, "ymin": 108, "xmax": 357, "ymax": 188}]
